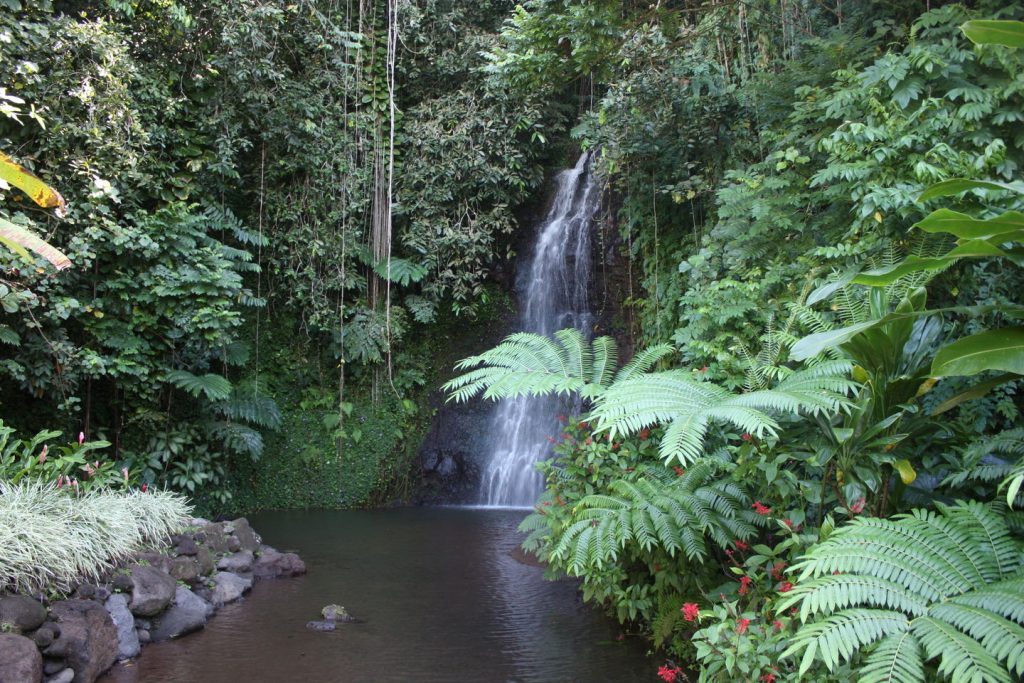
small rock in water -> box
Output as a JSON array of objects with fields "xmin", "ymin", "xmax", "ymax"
[{"xmin": 305, "ymin": 620, "xmax": 336, "ymax": 632}]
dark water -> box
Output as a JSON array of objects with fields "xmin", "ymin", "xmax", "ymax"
[{"xmin": 100, "ymin": 508, "xmax": 651, "ymax": 683}]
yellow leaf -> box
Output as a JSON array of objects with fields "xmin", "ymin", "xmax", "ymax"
[
  {"xmin": 894, "ymin": 459, "xmax": 917, "ymax": 485},
  {"xmin": 852, "ymin": 365, "xmax": 869, "ymax": 383},
  {"xmin": 0, "ymin": 151, "xmax": 66, "ymax": 216},
  {"xmin": 874, "ymin": 211, "xmax": 883, "ymax": 223}
]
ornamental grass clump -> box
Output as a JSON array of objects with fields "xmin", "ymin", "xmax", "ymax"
[{"xmin": 0, "ymin": 481, "xmax": 191, "ymax": 595}]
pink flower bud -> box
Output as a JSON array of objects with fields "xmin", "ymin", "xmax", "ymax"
[
  {"xmin": 122, "ymin": 467, "xmax": 129, "ymax": 483},
  {"xmin": 78, "ymin": 432, "xmax": 85, "ymax": 445},
  {"xmin": 38, "ymin": 445, "xmax": 48, "ymax": 464}
]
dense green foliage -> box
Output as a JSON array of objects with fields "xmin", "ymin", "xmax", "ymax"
[
  {"xmin": 0, "ymin": 0, "xmax": 558, "ymax": 507},
  {"xmin": 449, "ymin": 3, "xmax": 1024, "ymax": 681}
]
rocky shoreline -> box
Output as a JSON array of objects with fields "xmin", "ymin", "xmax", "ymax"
[{"xmin": 0, "ymin": 517, "xmax": 305, "ymax": 683}]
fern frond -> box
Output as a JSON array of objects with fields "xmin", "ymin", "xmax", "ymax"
[
  {"xmin": 786, "ymin": 502, "xmax": 1024, "ymax": 683},
  {"xmin": 166, "ymin": 370, "xmax": 232, "ymax": 401}
]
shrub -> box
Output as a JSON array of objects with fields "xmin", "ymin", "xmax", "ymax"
[{"xmin": 0, "ymin": 481, "xmax": 191, "ymax": 595}]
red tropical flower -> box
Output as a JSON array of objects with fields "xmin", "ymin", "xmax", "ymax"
[
  {"xmin": 760, "ymin": 673, "xmax": 776, "ymax": 682},
  {"xmin": 657, "ymin": 665, "xmax": 678, "ymax": 682},
  {"xmin": 737, "ymin": 618, "xmax": 751, "ymax": 634},
  {"xmin": 752, "ymin": 501, "xmax": 772, "ymax": 515},
  {"xmin": 849, "ymin": 497, "xmax": 866, "ymax": 514},
  {"xmin": 778, "ymin": 582, "xmax": 794, "ymax": 593},
  {"xmin": 734, "ymin": 540, "xmax": 749, "ymax": 551},
  {"xmin": 772, "ymin": 620, "xmax": 784, "ymax": 632},
  {"xmin": 741, "ymin": 433, "xmax": 752, "ymax": 441},
  {"xmin": 638, "ymin": 428, "xmax": 651, "ymax": 440},
  {"xmin": 681, "ymin": 603, "xmax": 700, "ymax": 622},
  {"xmin": 673, "ymin": 466, "xmax": 685, "ymax": 477},
  {"xmin": 739, "ymin": 575, "xmax": 752, "ymax": 596}
]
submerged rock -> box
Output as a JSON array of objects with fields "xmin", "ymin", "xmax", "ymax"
[
  {"xmin": 305, "ymin": 620, "xmax": 336, "ymax": 632},
  {"xmin": 252, "ymin": 547, "xmax": 306, "ymax": 579},
  {"xmin": 0, "ymin": 633, "xmax": 43, "ymax": 683}
]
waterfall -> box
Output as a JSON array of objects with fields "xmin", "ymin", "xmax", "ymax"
[{"xmin": 480, "ymin": 152, "xmax": 600, "ymax": 507}]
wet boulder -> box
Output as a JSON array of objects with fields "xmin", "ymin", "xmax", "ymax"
[
  {"xmin": 44, "ymin": 599, "xmax": 118, "ymax": 683},
  {"xmin": 0, "ymin": 633, "xmax": 42, "ymax": 683},
  {"xmin": 104, "ymin": 594, "xmax": 139, "ymax": 661},
  {"xmin": 229, "ymin": 518, "xmax": 260, "ymax": 553},
  {"xmin": 211, "ymin": 572, "xmax": 251, "ymax": 606},
  {"xmin": 128, "ymin": 566, "xmax": 176, "ymax": 617},
  {"xmin": 150, "ymin": 587, "xmax": 207, "ymax": 642},
  {"xmin": 252, "ymin": 547, "xmax": 306, "ymax": 580},
  {"xmin": 0, "ymin": 595, "xmax": 47, "ymax": 633},
  {"xmin": 215, "ymin": 550, "xmax": 253, "ymax": 573}
]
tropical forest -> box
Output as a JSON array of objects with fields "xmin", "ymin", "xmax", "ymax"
[{"xmin": 0, "ymin": 0, "xmax": 1023, "ymax": 681}]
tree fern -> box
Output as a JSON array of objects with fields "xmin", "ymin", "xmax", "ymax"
[
  {"xmin": 165, "ymin": 369, "xmax": 233, "ymax": 401},
  {"xmin": 780, "ymin": 501, "xmax": 1024, "ymax": 683},
  {"xmin": 443, "ymin": 329, "xmax": 626, "ymax": 402},
  {"xmin": 550, "ymin": 461, "xmax": 762, "ymax": 574},
  {"xmin": 592, "ymin": 361, "xmax": 854, "ymax": 465}
]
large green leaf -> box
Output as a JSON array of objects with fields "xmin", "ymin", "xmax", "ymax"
[
  {"xmin": 791, "ymin": 305, "xmax": 1024, "ymax": 361},
  {"xmin": 916, "ymin": 209, "xmax": 1024, "ymax": 240},
  {"xmin": 851, "ymin": 239, "xmax": 1010, "ymax": 287},
  {"xmin": 165, "ymin": 370, "xmax": 233, "ymax": 401},
  {"xmin": 918, "ymin": 179, "xmax": 1024, "ymax": 202},
  {"xmin": 961, "ymin": 20, "xmax": 1024, "ymax": 48},
  {"xmin": 0, "ymin": 216, "xmax": 71, "ymax": 270},
  {"xmin": 931, "ymin": 328, "xmax": 1024, "ymax": 378}
]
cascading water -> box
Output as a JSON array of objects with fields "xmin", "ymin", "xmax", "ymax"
[{"xmin": 481, "ymin": 152, "xmax": 600, "ymax": 507}]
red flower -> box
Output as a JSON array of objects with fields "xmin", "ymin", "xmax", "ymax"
[
  {"xmin": 557, "ymin": 414, "xmax": 567, "ymax": 423},
  {"xmin": 761, "ymin": 673, "xmax": 776, "ymax": 682},
  {"xmin": 741, "ymin": 433, "xmax": 752, "ymax": 442},
  {"xmin": 673, "ymin": 466, "xmax": 685, "ymax": 477},
  {"xmin": 612, "ymin": 443, "xmax": 620, "ymax": 450},
  {"xmin": 737, "ymin": 618, "xmax": 751, "ymax": 634},
  {"xmin": 773, "ymin": 620, "xmax": 784, "ymax": 632},
  {"xmin": 771, "ymin": 561, "xmax": 788, "ymax": 580},
  {"xmin": 752, "ymin": 501, "xmax": 772, "ymax": 516},
  {"xmin": 739, "ymin": 575, "xmax": 752, "ymax": 596},
  {"xmin": 638, "ymin": 428, "xmax": 651, "ymax": 440},
  {"xmin": 734, "ymin": 540, "xmax": 749, "ymax": 551},
  {"xmin": 699, "ymin": 366, "xmax": 708, "ymax": 373},
  {"xmin": 579, "ymin": 421, "xmax": 589, "ymax": 430},
  {"xmin": 657, "ymin": 665, "xmax": 678, "ymax": 682},
  {"xmin": 849, "ymin": 497, "xmax": 866, "ymax": 514},
  {"xmin": 141, "ymin": 483, "xmax": 148, "ymax": 493},
  {"xmin": 584, "ymin": 437, "xmax": 593, "ymax": 445},
  {"xmin": 681, "ymin": 603, "xmax": 700, "ymax": 622},
  {"xmin": 779, "ymin": 582, "xmax": 794, "ymax": 593}
]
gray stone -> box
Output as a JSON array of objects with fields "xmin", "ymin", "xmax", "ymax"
[
  {"xmin": 149, "ymin": 587, "xmax": 206, "ymax": 642},
  {"xmin": 199, "ymin": 523, "xmax": 230, "ymax": 554},
  {"xmin": 174, "ymin": 537, "xmax": 198, "ymax": 557},
  {"xmin": 195, "ymin": 547, "xmax": 215, "ymax": 577},
  {"xmin": 45, "ymin": 668, "xmax": 74, "ymax": 683},
  {"xmin": 135, "ymin": 629, "xmax": 150, "ymax": 645},
  {"xmin": 0, "ymin": 595, "xmax": 47, "ymax": 632},
  {"xmin": 167, "ymin": 557, "xmax": 199, "ymax": 584},
  {"xmin": 104, "ymin": 594, "xmax": 139, "ymax": 661},
  {"xmin": 31, "ymin": 625, "xmax": 56, "ymax": 649},
  {"xmin": 92, "ymin": 586, "xmax": 111, "ymax": 603},
  {"xmin": 44, "ymin": 599, "xmax": 117, "ymax": 683},
  {"xmin": 252, "ymin": 547, "xmax": 306, "ymax": 580},
  {"xmin": 211, "ymin": 572, "xmax": 251, "ymax": 606},
  {"xmin": 216, "ymin": 550, "xmax": 253, "ymax": 573},
  {"xmin": 226, "ymin": 536, "xmax": 242, "ymax": 553},
  {"xmin": 128, "ymin": 566, "xmax": 176, "ymax": 617},
  {"xmin": 190, "ymin": 517, "xmax": 211, "ymax": 527},
  {"xmin": 0, "ymin": 633, "xmax": 42, "ymax": 683},
  {"xmin": 43, "ymin": 659, "xmax": 64, "ymax": 676},
  {"xmin": 111, "ymin": 573, "xmax": 133, "ymax": 594},
  {"xmin": 230, "ymin": 518, "xmax": 260, "ymax": 552},
  {"xmin": 305, "ymin": 620, "xmax": 336, "ymax": 632}
]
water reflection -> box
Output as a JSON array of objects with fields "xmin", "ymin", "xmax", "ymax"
[{"xmin": 100, "ymin": 508, "xmax": 650, "ymax": 683}]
